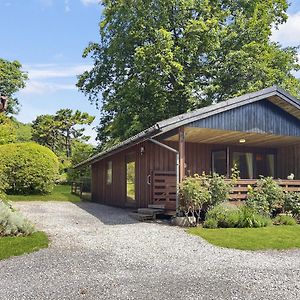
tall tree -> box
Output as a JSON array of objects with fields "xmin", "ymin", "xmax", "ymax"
[
  {"xmin": 77, "ymin": 0, "xmax": 300, "ymax": 147},
  {"xmin": 54, "ymin": 109, "xmax": 95, "ymax": 157},
  {"xmin": 32, "ymin": 115, "xmax": 59, "ymax": 152},
  {"xmin": 32, "ymin": 110, "xmax": 95, "ymax": 157},
  {"xmin": 0, "ymin": 59, "xmax": 28, "ymax": 114}
]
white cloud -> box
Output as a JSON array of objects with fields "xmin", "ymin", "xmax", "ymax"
[
  {"xmin": 65, "ymin": 0, "xmax": 70, "ymax": 12},
  {"xmin": 272, "ymin": 12, "xmax": 300, "ymax": 47},
  {"xmin": 19, "ymin": 63, "xmax": 93, "ymax": 95},
  {"xmin": 21, "ymin": 81, "xmax": 76, "ymax": 95},
  {"xmin": 24, "ymin": 64, "xmax": 93, "ymax": 80},
  {"xmin": 80, "ymin": 0, "xmax": 99, "ymax": 6},
  {"xmin": 37, "ymin": 0, "xmax": 53, "ymax": 7}
]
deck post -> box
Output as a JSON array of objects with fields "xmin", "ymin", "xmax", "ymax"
[
  {"xmin": 179, "ymin": 126, "xmax": 185, "ymax": 183},
  {"xmin": 226, "ymin": 146, "xmax": 230, "ymax": 178}
]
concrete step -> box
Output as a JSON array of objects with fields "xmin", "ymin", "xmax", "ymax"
[{"xmin": 129, "ymin": 212, "xmax": 154, "ymax": 222}]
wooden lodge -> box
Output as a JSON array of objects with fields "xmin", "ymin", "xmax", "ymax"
[{"xmin": 76, "ymin": 86, "xmax": 300, "ymax": 211}]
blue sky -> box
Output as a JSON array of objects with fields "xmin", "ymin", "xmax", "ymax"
[{"xmin": 0, "ymin": 0, "xmax": 300, "ymax": 144}]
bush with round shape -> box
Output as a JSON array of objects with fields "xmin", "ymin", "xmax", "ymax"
[{"xmin": 0, "ymin": 142, "xmax": 59, "ymax": 194}]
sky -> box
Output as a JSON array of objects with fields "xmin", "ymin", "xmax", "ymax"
[{"xmin": 0, "ymin": 0, "xmax": 300, "ymax": 145}]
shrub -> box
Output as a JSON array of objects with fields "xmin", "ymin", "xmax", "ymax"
[
  {"xmin": 246, "ymin": 177, "xmax": 284, "ymax": 216},
  {"xmin": 0, "ymin": 142, "xmax": 59, "ymax": 194},
  {"xmin": 273, "ymin": 214, "xmax": 297, "ymax": 226},
  {"xmin": 0, "ymin": 201, "xmax": 35, "ymax": 236},
  {"xmin": 180, "ymin": 173, "xmax": 231, "ymax": 224},
  {"xmin": 180, "ymin": 174, "xmax": 211, "ymax": 223},
  {"xmin": 204, "ymin": 204, "xmax": 271, "ymax": 228},
  {"xmin": 207, "ymin": 173, "xmax": 232, "ymax": 209},
  {"xmin": 203, "ymin": 218, "xmax": 218, "ymax": 229},
  {"xmin": 283, "ymin": 192, "xmax": 300, "ymax": 219}
]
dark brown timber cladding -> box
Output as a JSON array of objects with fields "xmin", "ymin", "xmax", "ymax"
[
  {"xmin": 91, "ymin": 139, "xmax": 285, "ymax": 208},
  {"xmin": 91, "ymin": 141, "xmax": 177, "ymax": 208},
  {"xmin": 277, "ymin": 144, "xmax": 300, "ymax": 179}
]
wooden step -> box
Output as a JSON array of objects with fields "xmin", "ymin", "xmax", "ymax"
[
  {"xmin": 138, "ymin": 208, "xmax": 164, "ymax": 216},
  {"xmin": 129, "ymin": 212, "xmax": 154, "ymax": 222},
  {"xmin": 148, "ymin": 204, "xmax": 165, "ymax": 209}
]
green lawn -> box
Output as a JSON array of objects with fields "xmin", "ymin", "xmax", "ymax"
[
  {"xmin": 0, "ymin": 232, "xmax": 49, "ymax": 260},
  {"xmin": 7, "ymin": 185, "xmax": 81, "ymax": 202},
  {"xmin": 188, "ymin": 225, "xmax": 300, "ymax": 250}
]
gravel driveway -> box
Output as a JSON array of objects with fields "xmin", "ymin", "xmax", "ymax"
[{"xmin": 1, "ymin": 202, "xmax": 300, "ymax": 300}]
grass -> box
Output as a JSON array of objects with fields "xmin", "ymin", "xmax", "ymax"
[
  {"xmin": 0, "ymin": 231, "xmax": 49, "ymax": 260},
  {"xmin": 188, "ymin": 225, "xmax": 300, "ymax": 250},
  {"xmin": 7, "ymin": 184, "xmax": 81, "ymax": 202}
]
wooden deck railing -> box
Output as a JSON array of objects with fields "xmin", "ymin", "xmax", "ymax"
[
  {"xmin": 71, "ymin": 177, "xmax": 91, "ymax": 200},
  {"xmin": 228, "ymin": 179, "xmax": 300, "ymax": 200}
]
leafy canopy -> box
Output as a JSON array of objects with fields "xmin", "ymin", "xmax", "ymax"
[
  {"xmin": 0, "ymin": 58, "xmax": 28, "ymax": 114},
  {"xmin": 32, "ymin": 109, "xmax": 95, "ymax": 157},
  {"xmin": 78, "ymin": 0, "xmax": 300, "ymax": 146}
]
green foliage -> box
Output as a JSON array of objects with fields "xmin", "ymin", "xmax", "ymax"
[
  {"xmin": 204, "ymin": 205, "xmax": 271, "ymax": 228},
  {"xmin": 283, "ymin": 192, "xmax": 300, "ymax": 218},
  {"xmin": 32, "ymin": 109, "xmax": 94, "ymax": 158},
  {"xmin": 180, "ymin": 173, "xmax": 231, "ymax": 225},
  {"xmin": 180, "ymin": 174, "xmax": 210, "ymax": 211},
  {"xmin": 202, "ymin": 218, "xmax": 218, "ymax": 229},
  {"xmin": 208, "ymin": 173, "xmax": 232, "ymax": 209},
  {"xmin": 0, "ymin": 231, "xmax": 48, "ymax": 260},
  {"xmin": 0, "ymin": 164, "xmax": 7, "ymax": 199},
  {"xmin": 246, "ymin": 177, "xmax": 284, "ymax": 216},
  {"xmin": 0, "ymin": 201, "xmax": 35, "ymax": 236},
  {"xmin": 0, "ymin": 115, "xmax": 17, "ymax": 144},
  {"xmin": 8, "ymin": 185, "xmax": 81, "ymax": 202},
  {"xmin": 0, "ymin": 58, "xmax": 28, "ymax": 113},
  {"xmin": 67, "ymin": 141, "xmax": 95, "ymax": 182},
  {"xmin": 15, "ymin": 121, "xmax": 32, "ymax": 142},
  {"xmin": 273, "ymin": 214, "xmax": 297, "ymax": 226},
  {"xmin": 78, "ymin": 0, "xmax": 299, "ymax": 146},
  {"xmin": 0, "ymin": 142, "xmax": 59, "ymax": 194}
]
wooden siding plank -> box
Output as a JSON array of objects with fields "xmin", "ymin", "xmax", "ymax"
[{"xmin": 190, "ymin": 100, "xmax": 300, "ymax": 137}]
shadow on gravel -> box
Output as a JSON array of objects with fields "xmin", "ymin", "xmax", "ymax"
[{"xmin": 74, "ymin": 202, "xmax": 138, "ymax": 225}]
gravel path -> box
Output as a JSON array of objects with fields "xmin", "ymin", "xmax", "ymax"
[{"xmin": 0, "ymin": 202, "xmax": 300, "ymax": 300}]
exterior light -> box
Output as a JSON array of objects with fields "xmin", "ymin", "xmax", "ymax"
[
  {"xmin": 239, "ymin": 138, "xmax": 246, "ymax": 143},
  {"xmin": 140, "ymin": 146, "xmax": 145, "ymax": 155}
]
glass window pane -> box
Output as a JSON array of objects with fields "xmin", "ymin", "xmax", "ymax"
[
  {"xmin": 266, "ymin": 154, "xmax": 275, "ymax": 177},
  {"xmin": 106, "ymin": 161, "xmax": 112, "ymax": 185},
  {"xmin": 126, "ymin": 161, "xmax": 135, "ymax": 201},
  {"xmin": 232, "ymin": 152, "xmax": 253, "ymax": 179},
  {"xmin": 212, "ymin": 150, "xmax": 227, "ymax": 176}
]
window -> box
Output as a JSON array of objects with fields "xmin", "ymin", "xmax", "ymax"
[
  {"xmin": 266, "ymin": 154, "xmax": 275, "ymax": 177},
  {"xmin": 106, "ymin": 161, "xmax": 112, "ymax": 185},
  {"xmin": 212, "ymin": 150, "xmax": 227, "ymax": 176},
  {"xmin": 126, "ymin": 159, "xmax": 135, "ymax": 202},
  {"xmin": 232, "ymin": 152, "xmax": 254, "ymax": 179}
]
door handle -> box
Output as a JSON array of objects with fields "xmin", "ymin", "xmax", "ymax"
[{"xmin": 147, "ymin": 174, "xmax": 151, "ymax": 185}]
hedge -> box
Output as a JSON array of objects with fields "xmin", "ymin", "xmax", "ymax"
[{"xmin": 0, "ymin": 142, "xmax": 59, "ymax": 194}]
